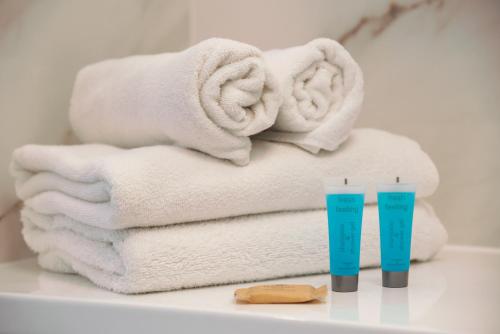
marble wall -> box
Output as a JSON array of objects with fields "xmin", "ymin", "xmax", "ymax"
[
  {"xmin": 1, "ymin": 0, "xmax": 499, "ymax": 261},
  {"xmin": 193, "ymin": 0, "xmax": 500, "ymax": 247},
  {"xmin": 0, "ymin": 0, "xmax": 190, "ymax": 260}
]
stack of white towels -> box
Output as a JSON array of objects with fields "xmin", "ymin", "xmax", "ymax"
[{"xmin": 10, "ymin": 38, "xmax": 447, "ymax": 294}]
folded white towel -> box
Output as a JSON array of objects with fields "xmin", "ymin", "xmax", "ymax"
[
  {"xmin": 21, "ymin": 202, "xmax": 447, "ymax": 294},
  {"xmin": 69, "ymin": 38, "xmax": 281, "ymax": 166},
  {"xmin": 11, "ymin": 129, "xmax": 439, "ymax": 229},
  {"xmin": 259, "ymin": 38, "xmax": 364, "ymax": 153}
]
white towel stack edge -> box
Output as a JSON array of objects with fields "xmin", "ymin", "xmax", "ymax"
[
  {"xmin": 10, "ymin": 128, "xmax": 447, "ymax": 293},
  {"xmin": 12, "ymin": 129, "xmax": 438, "ymax": 229},
  {"xmin": 21, "ymin": 204, "xmax": 446, "ymax": 294}
]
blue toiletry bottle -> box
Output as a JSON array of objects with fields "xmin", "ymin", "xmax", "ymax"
[
  {"xmin": 377, "ymin": 177, "xmax": 416, "ymax": 288},
  {"xmin": 325, "ymin": 178, "xmax": 365, "ymax": 292}
]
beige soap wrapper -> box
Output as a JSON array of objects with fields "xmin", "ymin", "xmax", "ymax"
[{"xmin": 234, "ymin": 284, "xmax": 327, "ymax": 304}]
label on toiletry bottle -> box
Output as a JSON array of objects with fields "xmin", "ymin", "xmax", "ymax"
[
  {"xmin": 377, "ymin": 191, "xmax": 415, "ymax": 272},
  {"xmin": 326, "ymin": 193, "xmax": 364, "ymax": 276}
]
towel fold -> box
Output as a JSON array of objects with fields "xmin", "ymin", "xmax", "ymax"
[
  {"xmin": 69, "ymin": 38, "xmax": 281, "ymax": 166},
  {"xmin": 21, "ymin": 202, "xmax": 447, "ymax": 294},
  {"xmin": 11, "ymin": 129, "xmax": 439, "ymax": 229},
  {"xmin": 259, "ymin": 38, "xmax": 364, "ymax": 153}
]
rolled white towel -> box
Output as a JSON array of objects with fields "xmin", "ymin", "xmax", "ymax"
[
  {"xmin": 69, "ymin": 38, "xmax": 281, "ymax": 166},
  {"xmin": 259, "ymin": 38, "xmax": 364, "ymax": 153},
  {"xmin": 21, "ymin": 202, "xmax": 447, "ymax": 294},
  {"xmin": 10, "ymin": 129, "xmax": 439, "ymax": 229}
]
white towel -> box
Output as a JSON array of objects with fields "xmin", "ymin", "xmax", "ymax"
[
  {"xmin": 21, "ymin": 202, "xmax": 447, "ymax": 294},
  {"xmin": 11, "ymin": 129, "xmax": 439, "ymax": 229},
  {"xmin": 69, "ymin": 38, "xmax": 281, "ymax": 166},
  {"xmin": 259, "ymin": 38, "xmax": 364, "ymax": 153}
]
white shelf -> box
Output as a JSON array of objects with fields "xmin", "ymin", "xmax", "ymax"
[{"xmin": 0, "ymin": 245, "xmax": 499, "ymax": 334}]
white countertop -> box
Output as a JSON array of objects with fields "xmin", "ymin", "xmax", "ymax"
[{"xmin": 0, "ymin": 245, "xmax": 499, "ymax": 334}]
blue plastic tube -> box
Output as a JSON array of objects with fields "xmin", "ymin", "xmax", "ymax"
[
  {"xmin": 325, "ymin": 179, "xmax": 365, "ymax": 292},
  {"xmin": 377, "ymin": 182, "xmax": 416, "ymax": 288}
]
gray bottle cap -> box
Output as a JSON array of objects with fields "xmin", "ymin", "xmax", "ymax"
[
  {"xmin": 331, "ymin": 274, "xmax": 358, "ymax": 292},
  {"xmin": 382, "ymin": 271, "xmax": 409, "ymax": 288}
]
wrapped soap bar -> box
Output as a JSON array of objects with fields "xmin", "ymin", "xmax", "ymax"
[{"xmin": 234, "ymin": 284, "xmax": 327, "ymax": 304}]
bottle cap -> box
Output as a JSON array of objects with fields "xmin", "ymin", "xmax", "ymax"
[
  {"xmin": 382, "ymin": 271, "xmax": 409, "ymax": 288},
  {"xmin": 331, "ymin": 274, "xmax": 358, "ymax": 292},
  {"xmin": 324, "ymin": 177, "xmax": 365, "ymax": 194}
]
